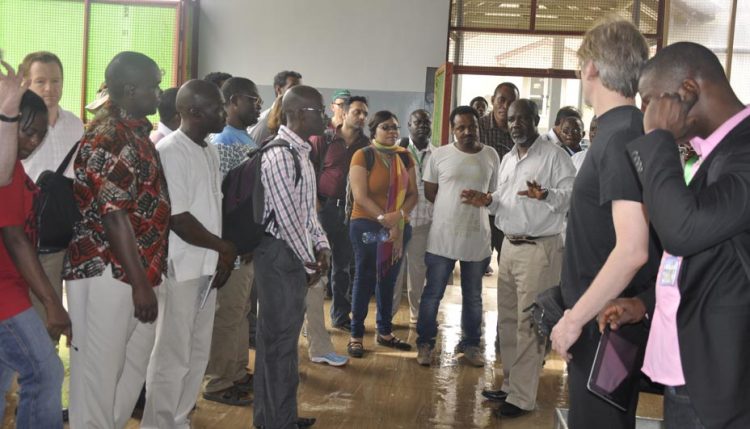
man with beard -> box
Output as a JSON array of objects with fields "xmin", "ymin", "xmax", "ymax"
[
  {"xmin": 311, "ymin": 95, "xmax": 370, "ymax": 331},
  {"xmin": 392, "ymin": 109, "xmax": 433, "ymax": 326},
  {"xmin": 463, "ymin": 99, "xmax": 575, "ymax": 418},
  {"xmin": 203, "ymin": 77, "xmax": 263, "ymax": 406},
  {"xmin": 416, "ymin": 106, "xmax": 499, "ymax": 367}
]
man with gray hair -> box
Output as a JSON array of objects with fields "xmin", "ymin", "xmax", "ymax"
[{"xmin": 549, "ymin": 17, "xmax": 661, "ymax": 428}]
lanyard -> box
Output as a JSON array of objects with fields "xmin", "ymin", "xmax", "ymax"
[{"xmin": 408, "ymin": 143, "xmax": 427, "ymax": 173}]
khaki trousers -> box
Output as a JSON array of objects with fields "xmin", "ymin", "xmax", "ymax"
[
  {"xmin": 497, "ymin": 235, "xmax": 563, "ymax": 410},
  {"xmin": 31, "ymin": 251, "xmax": 65, "ymax": 324},
  {"xmin": 203, "ymin": 261, "xmax": 254, "ymax": 393},
  {"xmin": 392, "ymin": 223, "xmax": 429, "ymax": 323},
  {"xmin": 304, "ymin": 280, "xmax": 336, "ymax": 358}
]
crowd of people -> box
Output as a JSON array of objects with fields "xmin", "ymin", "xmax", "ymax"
[{"xmin": 0, "ymin": 13, "xmax": 749, "ymax": 429}]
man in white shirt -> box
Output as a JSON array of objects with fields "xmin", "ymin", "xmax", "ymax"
[
  {"xmin": 416, "ymin": 106, "xmax": 499, "ymax": 367},
  {"xmin": 142, "ymin": 80, "xmax": 236, "ymax": 429},
  {"xmin": 546, "ymin": 106, "xmax": 582, "ymax": 155},
  {"xmin": 393, "ymin": 109, "xmax": 433, "ymax": 326},
  {"xmin": 463, "ymin": 99, "xmax": 575, "ymax": 418},
  {"xmin": 20, "ymin": 51, "xmax": 84, "ymax": 324}
]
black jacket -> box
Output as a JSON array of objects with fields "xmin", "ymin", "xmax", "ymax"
[{"xmin": 627, "ymin": 117, "xmax": 750, "ymax": 429}]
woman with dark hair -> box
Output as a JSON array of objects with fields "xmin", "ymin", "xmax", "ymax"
[
  {"xmin": 347, "ymin": 110, "xmax": 418, "ymax": 358},
  {"xmin": 0, "ymin": 90, "xmax": 70, "ymax": 428}
]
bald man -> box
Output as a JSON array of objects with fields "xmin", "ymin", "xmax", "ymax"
[
  {"xmin": 140, "ymin": 79, "xmax": 232, "ymax": 429},
  {"xmin": 253, "ymin": 85, "xmax": 330, "ymax": 429},
  {"xmin": 64, "ymin": 51, "xmax": 170, "ymax": 429},
  {"xmin": 598, "ymin": 42, "xmax": 750, "ymax": 429}
]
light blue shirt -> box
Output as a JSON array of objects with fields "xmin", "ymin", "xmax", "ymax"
[{"xmin": 211, "ymin": 125, "xmax": 258, "ymax": 177}]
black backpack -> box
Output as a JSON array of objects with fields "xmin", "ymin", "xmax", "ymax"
[
  {"xmin": 35, "ymin": 141, "xmax": 82, "ymax": 251},
  {"xmin": 221, "ymin": 139, "xmax": 301, "ymax": 254},
  {"xmin": 343, "ymin": 146, "xmax": 412, "ymax": 222}
]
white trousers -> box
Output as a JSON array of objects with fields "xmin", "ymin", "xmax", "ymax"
[
  {"xmin": 67, "ymin": 266, "xmax": 156, "ymax": 429},
  {"xmin": 141, "ymin": 275, "xmax": 216, "ymax": 429}
]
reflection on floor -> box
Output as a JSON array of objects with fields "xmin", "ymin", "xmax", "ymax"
[{"xmin": 2, "ymin": 265, "xmax": 664, "ymax": 429}]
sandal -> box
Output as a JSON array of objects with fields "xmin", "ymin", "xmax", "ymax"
[
  {"xmin": 202, "ymin": 385, "xmax": 252, "ymax": 406},
  {"xmin": 347, "ymin": 340, "xmax": 365, "ymax": 358},
  {"xmin": 376, "ymin": 334, "xmax": 412, "ymax": 351}
]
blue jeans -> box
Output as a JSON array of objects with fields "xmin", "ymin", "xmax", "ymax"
[
  {"xmin": 349, "ymin": 218, "xmax": 411, "ymax": 338},
  {"xmin": 0, "ymin": 307, "xmax": 64, "ymax": 429},
  {"xmin": 417, "ymin": 252, "xmax": 489, "ymax": 348},
  {"xmin": 664, "ymin": 385, "xmax": 706, "ymax": 429}
]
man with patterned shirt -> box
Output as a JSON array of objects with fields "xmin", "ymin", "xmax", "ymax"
[
  {"xmin": 203, "ymin": 76, "xmax": 262, "ymax": 406},
  {"xmin": 392, "ymin": 109, "xmax": 433, "ymax": 326},
  {"xmin": 63, "ymin": 51, "xmax": 170, "ymax": 429},
  {"xmin": 478, "ymin": 82, "xmax": 518, "ymax": 269},
  {"xmin": 253, "ymin": 85, "xmax": 330, "ymax": 429}
]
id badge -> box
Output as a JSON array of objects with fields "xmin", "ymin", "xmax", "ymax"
[{"xmin": 658, "ymin": 254, "xmax": 682, "ymax": 287}]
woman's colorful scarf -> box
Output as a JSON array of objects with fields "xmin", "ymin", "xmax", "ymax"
[{"xmin": 371, "ymin": 140, "xmax": 409, "ymax": 280}]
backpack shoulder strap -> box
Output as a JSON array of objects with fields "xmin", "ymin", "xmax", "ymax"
[
  {"xmin": 363, "ymin": 146, "xmax": 375, "ymax": 171},
  {"xmin": 262, "ymin": 138, "xmax": 302, "ymax": 185},
  {"xmin": 397, "ymin": 151, "xmax": 412, "ymax": 168},
  {"xmin": 399, "ymin": 137, "xmax": 410, "ymax": 148},
  {"xmin": 56, "ymin": 140, "xmax": 81, "ymax": 175}
]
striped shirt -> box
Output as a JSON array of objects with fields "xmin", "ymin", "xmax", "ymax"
[{"xmin": 261, "ymin": 125, "xmax": 329, "ymax": 271}]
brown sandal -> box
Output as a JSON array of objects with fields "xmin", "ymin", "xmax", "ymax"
[{"xmin": 347, "ymin": 341, "xmax": 364, "ymax": 358}]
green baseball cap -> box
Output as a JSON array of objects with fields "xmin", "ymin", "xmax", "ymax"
[{"xmin": 331, "ymin": 89, "xmax": 351, "ymax": 103}]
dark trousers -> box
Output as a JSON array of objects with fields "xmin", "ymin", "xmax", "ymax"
[
  {"xmin": 489, "ymin": 215, "xmax": 504, "ymax": 258},
  {"xmin": 318, "ymin": 199, "xmax": 353, "ymax": 326},
  {"xmin": 252, "ymin": 236, "xmax": 307, "ymax": 429},
  {"xmin": 567, "ymin": 323, "xmax": 645, "ymax": 429},
  {"xmin": 664, "ymin": 385, "xmax": 706, "ymax": 429},
  {"xmin": 349, "ymin": 219, "xmax": 411, "ymax": 338}
]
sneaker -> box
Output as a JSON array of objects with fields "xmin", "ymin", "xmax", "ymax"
[
  {"xmin": 311, "ymin": 352, "xmax": 349, "ymax": 367},
  {"xmin": 463, "ymin": 346, "xmax": 485, "ymax": 367},
  {"xmin": 454, "ymin": 342, "xmax": 465, "ymax": 354},
  {"xmin": 416, "ymin": 343, "xmax": 432, "ymax": 366}
]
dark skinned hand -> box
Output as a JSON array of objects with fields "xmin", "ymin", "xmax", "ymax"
[
  {"xmin": 596, "ymin": 297, "xmax": 647, "ymax": 333},
  {"xmin": 460, "ymin": 189, "xmax": 492, "ymax": 207},
  {"xmin": 643, "ymin": 91, "xmax": 698, "ymax": 140},
  {"xmin": 132, "ymin": 285, "xmax": 158, "ymax": 323},
  {"xmin": 211, "ymin": 268, "xmax": 232, "ymax": 289},
  {"xmin": 517, "ymin": 180, "xmax": 547, "ymax": 200},
  {"xmin": 46, "ymin": 302, "xmax": 72, "ymax": 344}
]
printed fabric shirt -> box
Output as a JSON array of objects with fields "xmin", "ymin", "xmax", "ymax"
[
  {"xmin": 261, "ymin": 125, "xmax": 330, "ymax": 272},
  {"xmin": 63, "ymin": 104, "xmax": 171, "ymax": 287},
  {"xmin": 211, "ymin": 124, "xmax": 258, "ymax": 178}
]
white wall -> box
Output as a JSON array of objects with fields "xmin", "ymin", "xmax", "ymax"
[{"xmin": 198, "ymin": 0, "xmax": 451, "ymax": 93}]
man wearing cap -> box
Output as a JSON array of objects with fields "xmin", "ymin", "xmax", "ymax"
[
  {"xmin": 329, "ymin": 89, "xmax": 350, "ymax": 129},
  {"xmin": 311, "ymin": 95, "xmax": 370, "ymax": 330}
]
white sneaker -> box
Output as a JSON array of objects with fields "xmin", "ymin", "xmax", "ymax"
[{"xmin": 311, "ymin": 352, "xmax": 349, "ymax": 367}]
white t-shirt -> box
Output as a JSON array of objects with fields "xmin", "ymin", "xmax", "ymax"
[
  {"xmin": 423, "ymin": 143, "xmax": 499, "ymax": 261},
  {"xmin": 22, "ymin": 108, "xmax": 84, "ymax": 181},
  {"xmin": 156, "ymin": 129, "xmax": 223, "ymax": 282}
]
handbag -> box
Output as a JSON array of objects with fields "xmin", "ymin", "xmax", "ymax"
[
  {"xmin": 35, "ymin": 141, "xmax": 82, "ymax": 252},
  {"xmin": 523, "ymin": 284, "xmax": 565, "ymax": 338}
]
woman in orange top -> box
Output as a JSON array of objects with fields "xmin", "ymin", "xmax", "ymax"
[{"xmin": 347, "ymin": 110, "xmax": 418, "ymax": 358}]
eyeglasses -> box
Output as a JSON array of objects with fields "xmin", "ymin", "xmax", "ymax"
[
  {"xmin": 378, "ymin": 125, "xmax": 401, "ymax": 132},
  {"xmin": 236, "ymin": 94, "xmax": 263, "ymax": 107},
  {"xmin": 300, "ymin": 107, "xmax": 329, "ymax": 123}
]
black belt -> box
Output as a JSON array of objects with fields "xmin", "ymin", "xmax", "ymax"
[
  {"xmin": 320, "ymin": 196, "xmax": 346, "ymax": 207},
  {"xmin": 505, "ymin": 235, "xmax": 541, "ymax": 246}
]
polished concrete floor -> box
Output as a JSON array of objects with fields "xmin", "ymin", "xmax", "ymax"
[{"xmin": 3, "ymin": 262, "xmax": 664, "ymax": 428}]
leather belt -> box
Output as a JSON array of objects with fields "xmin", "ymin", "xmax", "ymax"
[
  {"xmin": 505, "ymin": 235, "xmax": 541, "ymax": 246},
  {"xmin": 321, "ymin": 196, "xmax": 345, "ymax": 207}
]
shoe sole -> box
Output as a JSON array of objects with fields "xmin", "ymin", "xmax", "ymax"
[{"xmin": 310, "ymin": 356, "xmax": 348, "ymax": 367}]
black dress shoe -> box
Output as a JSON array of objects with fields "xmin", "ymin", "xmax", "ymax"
[
  {"xmin": 481, "ymin": 388, "xmax": 508, "ymax": 401},
  {"xmin": 495, "ymin": 402, "xmax": 528, "ymax": 418},
  {"xmin": 297, "ymin": 416, "xmax": 316, "ymax": 427}
]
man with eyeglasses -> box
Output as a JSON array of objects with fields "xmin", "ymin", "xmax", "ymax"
[
  {"xmin": 329, "ymin": 89, "xmax": 350, "ymax": 129},
  {"xmin": 393, "ymin": 109, "xmax": 433, "ymax": 326},
  {"xmin": 203, "ymin": 77, "xmax": 262, "ymax": 406},
  {"xmin": 254, "ymin": 85, "xmax": 330, "ymax": 429},
  {"xmin": 310, "ymin": 95, "xmax": 370, "ymax": 332}
]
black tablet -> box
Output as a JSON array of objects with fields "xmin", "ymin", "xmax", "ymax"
[{"xmin": 587, "ymin": 326, "xmax": 642, "ymax": 412}]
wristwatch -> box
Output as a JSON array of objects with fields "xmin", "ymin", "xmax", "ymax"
[{"xmin": 0, "ymin": 113, "xmax": 22, "ymax": 123}]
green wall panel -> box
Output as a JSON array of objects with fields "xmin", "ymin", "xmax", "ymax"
[{"xmin": 0, "ymin": 0, "xmax": 85, "ymax": 115}]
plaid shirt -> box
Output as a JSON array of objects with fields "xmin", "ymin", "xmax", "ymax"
[
  {"xmin": 261, "ymin": 126, "xmax": 329, "ymax": 271},
  {"xmin": 64, "ymin": 104, "xmax": 171, "ymax": 286},
  {"xmin": 478, "ymin": 114, "xmax": 513, "ymax": 161}
]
